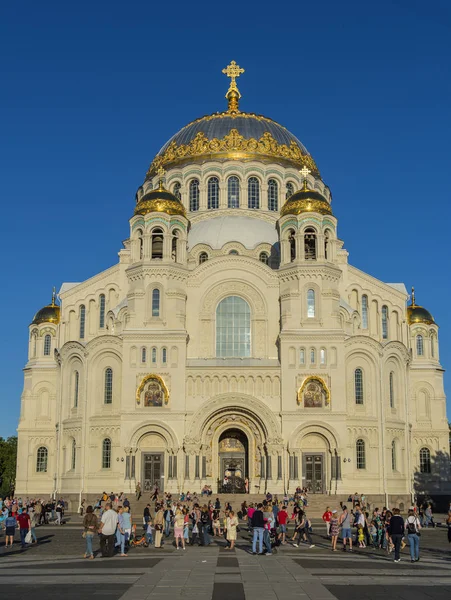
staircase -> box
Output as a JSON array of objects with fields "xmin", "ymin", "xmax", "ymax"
[{"xmin": 123, "ymin": 493, "xmax": 350, "ymax": 518}]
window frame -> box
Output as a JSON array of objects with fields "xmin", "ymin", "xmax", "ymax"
[
  {"xmin": 71, "ymin": 439, "xmax": 76, "ymax": 470},
  {"xmin": 216, "ymin": 295, "xmax": 251, "ymax": 358},
  {"xmin": 102, "ymin": 438, "xmax": 112, "ymax": 469},
  {"xmin": 267, "ymin": 178, "xmax": 278, "ymax": 211},
  {"xmin": 361, "ymin": 295, "xmax": 369, "ymax": 329},
  {"xmin": 104, "ymin": 367, "xmax": 113, "ymax": 405},
  {"xmin": 99, "ymin": 294, "xmax": 106, "ymax": 328},
  {"xmin": 43, "ymin": 334, "xmax": 52, "ymax": 356},
  {"xmin": 79, "ymin": 305, "xmax": 86, "ymax": 339},
  {"xmin": 416, "ymin": 334, "xmax": 424, "ymax": 356},
  {"xmin": 141, "ymin": 347, "xmax": 147, "ymax": 363},
  {"xmin": 227, "ymin": 176, "xmax": 240, "ymax": 208},
  {"xmin": 189, "ymin": 179, "xmax": 200, "ymax": 212},
  {"xmin": 207, "ymin": 176, "xmax": 220, "ymax": 209},
  {"xmin": 247, "ymin": 177, "xmax": 260, "ymax": 209},
  {"xmin": 354, "ymin": 368, "xmax": 364, "ymax": 405},
  {"xmin": 382, "ymin": 305, "xmax": 389, "ymax": 339},
  {"xmin": 356, "ymin": 439, "xmax": 366, "ymax": 469},
  {"xmin": 74, "ymin": 370, "xmax": 79, "ymax": 408},
  {"xmin": 307, "ymin": 289, "xmax": 315, "ymax": 318},
  {"xmin": 36, "ymin": 446, "xmax": 48, "ymax": 473},
  {"xmin": 152, "ymin": 288, "xmax": 160, "ymax": 317},
  {"xmin": 391, "ymin": 440, "xmax": 397, "ymax": 471},
  {"xmin": 199, "ymin": 252, "xmax": 209, "ymax": 264},
  {"xmin": 389, "ymin": 371, "xmax": 395, "ymax": 408},
  {"xmin": 419, "ymin": 447, "xmax": 431, "ymax": 474}
]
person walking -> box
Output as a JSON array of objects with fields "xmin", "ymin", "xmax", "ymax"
[
  {"xmin": 339, "ymin": 505, "xmax": 352, "ymax": 552},
  {"xmin": 405, "ymin": 508, "xmax": 421, "ymax": 562},
  {"xmin": 98, "ymin": 503, "xmax": 118, "ymax": 557},
  {"xmin": 17, "ymin": 508, "xmax": 31, "ymax": 548},
  {"xmin": 388, "ymin": 508, "xmax": 404, "ymax": 562},
  {"xmin": 82, "ymin": 505, "xmax": 98, "ymax": 559},
  {"xmin": 135, "ymin": 482, "xmax": 142, "ymax": 501},
  {"xmin": 292, "ymin": 510, "xmax": 315, "ymax": 548},
  {"xmin": 251, "ymin": 503, "xmax": 265, "ymax": 555},
  {"xmin": 226, "ymin": 510, "xmax": 238, "ymax": 550},
  {"xmin": 277, "ymin": 505, "xmax": 289, "ymax": 544}
]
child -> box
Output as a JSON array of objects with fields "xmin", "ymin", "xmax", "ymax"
[
  {"xmin": 146, "ymin": 520, "xmax": 154, "ymax": 545},
  {"xmin": 213, "ymin": 511, "xmax": 221, "ymax": 536},
  {"xmin": 357, "ymin": 524, "xmax": 366, "ymax": 548},
  {"xmin": 370, "ymin": 520, "xmax": 378, "ymax": 546}
]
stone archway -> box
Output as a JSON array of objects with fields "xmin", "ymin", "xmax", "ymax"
[{"xmin": 184, "ymin": 394, "xmax": 283, "ymax": 494}]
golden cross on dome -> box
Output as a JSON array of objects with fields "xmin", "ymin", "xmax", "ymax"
[
  {"xmin": 222, "ymin": 60, "xmax": 245, "ymax": 112},
  {"xmin": 222, "ymin": 60, "xmax": 245, "ymax": 86},
  {"xmin": 300, "ymin": 166, "xmax": 311, "ymax": 190},
  {"xmin": 411, "ymin": 286, "xmax": 416, "ymax": 306}
]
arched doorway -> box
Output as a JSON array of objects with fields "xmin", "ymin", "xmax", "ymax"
[{"xmin": 218, "ymin": 429, "xmax": 248, "ymax": 493}]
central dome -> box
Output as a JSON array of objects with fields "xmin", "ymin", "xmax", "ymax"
[{"xmin": 147, "ymin": 111, "xmax": 320, "ymax": 178}]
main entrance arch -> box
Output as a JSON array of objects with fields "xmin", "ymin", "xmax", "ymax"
[
  {"xmin": 185, "ymin": 393, "xmax": 283, "ymax": 494},
  {"xmin": 218, "ymin": 429, "xmax": 248, "ymax": 493}
]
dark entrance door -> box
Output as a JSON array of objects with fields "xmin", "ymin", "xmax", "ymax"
[
  {"xmin": 142, "ymin": 453, "xmax": 164, "ymax": 493},
  {"xmin": 304, "ymin": 454, "xmax": 324, "ymax": 493},
  {"xmin": 218, "ymin": 429, "xmax": 248, "ymax": 494}
]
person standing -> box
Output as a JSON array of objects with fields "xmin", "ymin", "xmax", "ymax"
[
  {"xmin": 154, "ymin": 505, "xmax": 164, "ymax": 548},
  {"xmin": 277, "ymin": 505, "xmax": 289, "ymax": 544},
  {"xmin": 251, "ymin": 503, "xmax": 265, "ymax": 555},
  {"xmin": 143, "ymin": 504, "xmax": 151, "ymax": 528},
  {"xmin": 388, "ymin": 508, "xmax": 404, "ymax": 563},
  {"xmin": 83, "ymin": 506, "xmax": 98, "ymax": 559},
  {"xmin": 339, "ymin": 505, "xmax": 352, "ymax": 552},
  {"xmin": 200, "ymin": 505, "xmax": 211, "ymax": 546},
  {"xmin": 330, "ymin": 510, "xmax": 339, "ymax": 551},
  {"xmin": 322, "ymin": 506, "xmax": 332, "ymax": 538},
  {"xmin": 17, "ymin": 508, "xmax": 31, "ymax": 548},
  {"xmin": 173, "ymin": 509, "xmax": 185, "ymax": 550},
  {"xmin": 98, "ymin": 503, "xmax": 118, "ymax": 557},
  {"xmin": 226, "ymin": 510, "xmax": 238, "ymax": 550},
  {"xmin": 405, "ymin": 508, "xmax": 421, "ymax": 562},
  {"xmin": 4, "ymin": 511, "xmax": 17, "ymax": 548}
]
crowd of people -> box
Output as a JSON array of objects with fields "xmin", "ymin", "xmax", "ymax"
[{"xmin": 1, "ymin": 490, "xmax": 450, "ymax": 562}]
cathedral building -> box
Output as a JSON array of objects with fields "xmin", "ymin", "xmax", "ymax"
[{"xmin": 16, "ymin": 63, "xmax": 449, "ymax": 505}]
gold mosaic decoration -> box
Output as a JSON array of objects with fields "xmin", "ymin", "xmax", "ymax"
[{"xmin": 147, "ymin": 128, "xmax": 320, "ymax": 177}]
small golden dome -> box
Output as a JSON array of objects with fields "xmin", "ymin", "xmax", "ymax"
[
  {"xmin": 31, "ymin": 292, "xmax": 60, "ymax": 325},
  {"xmin": 407, "ymin": 287, "xmax": 435, "ymax": 325},
  {"xmin": 134, "ymin": 180, "xmax": 186, "ymax": 217},
  {"xmin": 281, "ymin": 186, "xmax": 332, "ymax": 217}
]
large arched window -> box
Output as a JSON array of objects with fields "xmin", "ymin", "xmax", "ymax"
[
  {"xmin": 416, "ymin": 335, "xmax": 424, "ymax": 356},
  {"xmin": 189, "ymin": 179, "xmax": 200, "ymax": 211},
  {"xmin": 267, "ymin": 179, "xmax": 278, "ymax": 211},
  {"xmin": 356, "ymin": 439, "xmax": 366, "ymax": 469},
  {"xmin": 104, "ymin": 368, "xmax": 113, "ymax": 404},
  {"xmin": 79, "ymin": 305, "xmax": 86, "ymax": 339},
  {"xmin": 151, "ymin": 228, "xmax": 164, "ymax": 259},
  {"xmin": 286, "ymin": 182, "xmax": 294, "ymax": 199},
  {"xmin": 207, "ymin": 177, "xmax": 219, "ymax": 209},
  {"xmin": 304, "ymin": 228, "xmax": 317, "ymax": 260},
  {"xmin": 216, "ymin": 296, "xmax": 251, "ymax": 358},
  {"xmin": 354, "ymin": 368, "xmax": 364, "ymax": 404},
  {"xmin": 361, "ymin": 295, "xmax": 369, "ymax": 329},
  {"xmin": 152, "ymin": 288, "xmax": 160, "ymax": 317},
  {"xmin": 382, "ymin": 305, "xmax": 389, "ymax": 339},
  {"xmin": 36, "ymin": 446, "xmax": 48, "ymax": 473},
  {"xmin": 173, "ymin": 181, "xmax": 181, "ymax": 200},
  {"xmin": 71, "ymin": 439, "xmax": 76, "ymax": 470},
  {"xmin": 391, "ymin": 440, "xmax": 397, "ymax": 471},
  {"xmin": 74, "ymin": 370, "xmax": 79, "ymax": 408},
  {"xmin": 102, "ymin": 438, "xmax": 112, "ymax": 469},
  {"xmin": 389, "ymin": 371, "xmax": 395, "ymax": 408},
  {"xmin": 227, "ymin": 176, "xmax": 240, "ymax": 208},
  {"xmin": 248, "ymin": 177, "xmax": 260, "ymax": 209},
  {"xmin": 307, "ymin": 289, "xmax": 315, "ymax": 318},
  {"xmin": 419, "ymin": 447, "xmax": 431, "ymax": 473},
  {"xmin": 99, "ymin": 294, "xmax": 106, "ymax": 328},
  {"xmin": 43, "ymin": 334, "xmax": 51, "ymax": 356}
]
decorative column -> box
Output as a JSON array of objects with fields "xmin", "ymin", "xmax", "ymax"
[{"xmin": 199, "ymin": 183, "xmax": 207, "ymax": 211}]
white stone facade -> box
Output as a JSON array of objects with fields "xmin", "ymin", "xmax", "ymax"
[{"xmin": 16, "ymin": 139, "xmax": 449, "ymax": 503}]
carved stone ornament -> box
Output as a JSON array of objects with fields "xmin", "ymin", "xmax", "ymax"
[
  {"xmin": 136, "ymin": 374, "xmax": 169, "ymax": 406},
  {"xmin": 297, "ymin": 376, "xmax": 330, "ymax": 407}
]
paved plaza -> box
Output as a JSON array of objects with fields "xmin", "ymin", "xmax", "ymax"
[{"xmin": 1, "ymin": 521, "xmax": 451, "ymax": 600}]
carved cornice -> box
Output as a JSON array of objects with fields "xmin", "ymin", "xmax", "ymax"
[
  {"xmin": 278, "ymin": 264, "xmax": 342, "ymax": 283},
  {"xmin": 188, "ymin": 256, "xmax": 279, "ymax": 287}
]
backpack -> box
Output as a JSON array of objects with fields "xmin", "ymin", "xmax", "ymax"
[
  {"xmin": 407, "ymin": 518, "xmax": 418, "ymax": 534},
  {"xmin": 200, "ymin": 512, "xmax": 209, "ymax": 524}
]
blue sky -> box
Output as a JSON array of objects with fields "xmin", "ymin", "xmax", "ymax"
[{"xmin": 1, "ymin": 0, "xmax": 450, "ymax": 437}]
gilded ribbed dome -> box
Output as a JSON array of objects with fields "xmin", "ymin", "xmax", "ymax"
[
  {"xmin": 281, "ymin": 187, "xmax": 332, "ymax": 217},
  {"xmin": 147, "ymin": 112, "xmax": 320, "ymax": 178},
  {"xmin": 407, "ymin": 288, "xmax": 436, "ymax": 325},
  {"xmin": 135, "ymin": 182, "xmax": 186, "ymax": 217},
  {"xmin": 31, "ymin": 296, "xmax": 60, "ymax": 325}
]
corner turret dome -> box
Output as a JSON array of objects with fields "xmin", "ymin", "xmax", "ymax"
[
  {"xmin": 281, "ymin": 181, "xmax": 332, "ymax": 217},
  {"xmin": 134, "ymin": 175, "xmax": 186, "ymax": 217},
  {"xmin": 31, "ymin": 292, "xmax": 60, "ymax": 325},
  {"xmin": 407, "ymin": 288, "xmax": 436, "ymax": 325}
]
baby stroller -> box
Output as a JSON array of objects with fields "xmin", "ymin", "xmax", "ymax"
[{"xmin": 130, "ymin": 524, "xmax": 149, "ymax": 547}]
